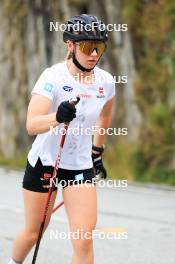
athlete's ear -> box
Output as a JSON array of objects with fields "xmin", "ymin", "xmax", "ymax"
[{"xmin": 66, "ymin": 40, "xmax": 74, "ymax": 53}]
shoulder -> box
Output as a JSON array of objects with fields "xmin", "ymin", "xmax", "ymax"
[{"xmin": 32, "ymin": 62, "xmax": 66, "ymax": 100}]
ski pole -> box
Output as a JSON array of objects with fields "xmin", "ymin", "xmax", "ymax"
[
  {"xmin": 52, "ymin": 200, "xmax": 64, "ymax": 214},
  {"xmin": 32, "ymin": 97, "xmax": 80, "ymax": 264}
]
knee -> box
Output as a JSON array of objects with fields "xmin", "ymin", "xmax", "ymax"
[{"xmin": 73, "ymin": 233, "xmax": 93, "ymax": 255}]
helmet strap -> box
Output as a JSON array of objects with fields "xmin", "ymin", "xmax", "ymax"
[{"xmin": 72, "ymin": 52, "xmax": 93, "ymax": 72}]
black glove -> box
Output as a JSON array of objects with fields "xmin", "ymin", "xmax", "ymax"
[
  {"xmin": 92, "ymin": 144, "xmax": 107, "ymax": 179},
  {"xmin": 56, "ymin": 101, "xmax": 76, "ymax": 123}
]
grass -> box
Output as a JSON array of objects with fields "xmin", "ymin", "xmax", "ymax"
[
  {"xmin": 104, "ymin": 139, "xmax": 134, "ymax": 181},
  {"xmin": 0, "ymin": 152, "xmax": 27, "ymax": 170}
]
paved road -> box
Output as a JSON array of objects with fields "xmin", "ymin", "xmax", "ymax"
[{"xmin": 0, "ymin": 168, "xmax": 175, "ymax": 264}]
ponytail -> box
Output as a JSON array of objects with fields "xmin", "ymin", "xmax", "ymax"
[{"xmin": 64, "ymin": 51, "xmax": 72, "ymax": 60}]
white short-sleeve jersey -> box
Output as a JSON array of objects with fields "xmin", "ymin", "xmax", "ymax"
[{"xmin": 28, "ymin": 61, "xmax": 116, "ymax": 169}]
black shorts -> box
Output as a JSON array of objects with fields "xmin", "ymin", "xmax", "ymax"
[{"xmin": 22, "ymin": 158, "xmax": 95, "ymax": 193}]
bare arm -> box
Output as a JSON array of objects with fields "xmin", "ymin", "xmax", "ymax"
[
  {"xmin": 26, "ymin": 94, "xmax": 59, "ymax": 136},
  {"xmin": 93, "ymin": 97, "xmax": 115, "ymax": 147}
]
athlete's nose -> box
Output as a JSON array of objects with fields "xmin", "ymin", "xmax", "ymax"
[{"xmin": 90, "ymin": 48, "xmax": 98, "ymax": 56}]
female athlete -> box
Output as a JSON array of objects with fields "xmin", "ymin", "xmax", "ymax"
[{"xmin": 8, "ymin": 14, "xmax": 115, "ymax": 264}]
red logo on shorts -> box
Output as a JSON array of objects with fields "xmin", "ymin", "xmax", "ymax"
[{"xmin": 43, "ymin": 173, "xmax": 51, "ymax": 180}]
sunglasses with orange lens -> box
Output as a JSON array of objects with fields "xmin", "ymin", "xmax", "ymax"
[{"xmin": 76, "ymin": 41, "xmax": 106, "ymax": 56}]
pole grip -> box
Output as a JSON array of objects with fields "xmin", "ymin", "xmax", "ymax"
[{"xmin": 69, "ymin": 96, "xmax": 80, "ymax": 106}]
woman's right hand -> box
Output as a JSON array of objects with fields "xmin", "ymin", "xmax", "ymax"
[{"xmin": 56, "ymin": 101, "xmax": 76, "ymax": 123}]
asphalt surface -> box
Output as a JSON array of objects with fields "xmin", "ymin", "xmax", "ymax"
[{"xmin": 0, "ymin": 168, "xmax": 175, "ymax": 264}]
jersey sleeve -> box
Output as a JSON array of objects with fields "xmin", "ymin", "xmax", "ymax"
[
  {"xmin": 106, "ymin": 76, "xmax": 116, "ymax": 102},
  {"xmin": 31, "ymin": 68, "xmax": 56, "ymax": 101}
]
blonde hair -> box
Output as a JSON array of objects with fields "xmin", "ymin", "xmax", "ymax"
[{"xmin": 65, "ymin": 51, "xmax": 72, "ymax": 60}]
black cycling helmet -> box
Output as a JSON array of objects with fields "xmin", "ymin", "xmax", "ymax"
[{"xmin": 63, "ymin": 14, "xmax": 108, "ymax": 43}]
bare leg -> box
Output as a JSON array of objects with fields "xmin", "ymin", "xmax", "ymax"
[
  {"xmin": 11, "ymin": 189, "xmax": 57, "ymax": 262},
  {"xmin": 63, "ymin": 184, "xmax": 97, "ymax": 264}
]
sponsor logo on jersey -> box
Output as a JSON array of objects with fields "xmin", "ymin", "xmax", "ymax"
[
  {"xmin": 96, "ymin": 86, "xmax": 105, "ymax": 98},
  {"xmin": 44, "ymin": 83, "xmax": 54, "ymax": 93},
  {"xmin": 63, "ymin": 86, "xmax": 73, "ymax": 92},
  {"xmin": 77, "ymin": 93, "xmax": 92, "ymax": 99}
]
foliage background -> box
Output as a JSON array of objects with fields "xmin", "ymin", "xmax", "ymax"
[{"xmin": 0, "ymin": 0, "xmax": 174, "ymax": 185}]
